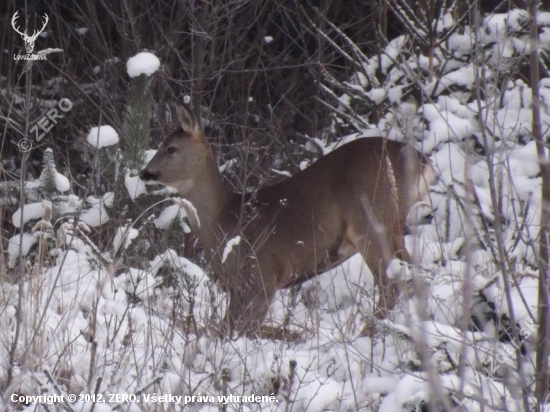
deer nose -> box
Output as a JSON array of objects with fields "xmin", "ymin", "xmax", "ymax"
[{"xmin": 139, "ymin": 169, "xmax": 158, "ymax": 182}]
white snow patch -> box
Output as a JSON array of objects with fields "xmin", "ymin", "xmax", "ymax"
[
  {"xmin": 12, "ymin": 202, "xmax": 45, "ymax": 228},
  {"xmin": 422, "ymin": 104, "xmax": 478, "ymax": 151},
  {"xmin": 271, "ymin": 168, "xmax": 292, "ymax": 177},
  {"xmin": 127, "ymin": 52, "xmax": 161, "ymax": 78},
  {"xmin": 173, "ymin": 198, "xmax": 200, "ymax": 229},
  {"xmin": 368, "ymin": 88, "xmax": 386, "ymax": 104},
  {"xmin": 86, "ymin": 125, "xmax": 119, "ymax": 148},
  {"xmin": 143, "ymin": 149, "xmax": 157, "ymax": 166},
  {"xmin": 221, "ymin": 236, "xmax": 241, "ymax": 263},
  {"xmin": 81, "ymin": 196, "xmax": 109, "ymax": 227},
  {"xmin": 8, "ymin": 233, "xmax": 38, "ymax": 268},
  {"xmin": 154, "ymin": 204, "xmax": 191, "ymax": 233},
  {"xmin": 364, "ymin": 376, "xmax": 399, "ymax": 394},
  {"xmin": 55, "ymin": 172, "xmax": 70, "ymax": 192},
  {"xmin": 436, "ymin": 12, "xmax": 454, "ymax": 32},
  {"xmin": 125, "ymin": 170, "xmax": 147, "ymax": 200},
  {"xmin": 102, "ymin": 192, "xmax": 114, "ymax": 208},
  {"xmin": 113, "ymin": 225, "xmax": 139, "ymax": 252}
]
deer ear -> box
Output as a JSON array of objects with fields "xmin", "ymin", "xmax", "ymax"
[{"xmin": 170, "ymin": 104, "xmax": 200, "ymax": 138}]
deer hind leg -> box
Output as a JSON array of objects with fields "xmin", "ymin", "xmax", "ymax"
[
  {"xmin": 347, "ymin": 228, "xmax": 398, "ymax": 339},
  {"xmin": 347, "ymin": 223, "xmax": 398, "ymax": 320}
]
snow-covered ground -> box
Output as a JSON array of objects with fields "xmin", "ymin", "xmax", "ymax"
[{"xmin": 3, "ymin": 9, "xmax": 550, "ymax": 412}]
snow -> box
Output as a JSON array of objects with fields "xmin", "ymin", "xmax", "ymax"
[
  {"xmin": 368, "ymin": 88, "xmax": 386, "ymax": 104},
  {"xmin": 86, "ymin": 125, "xmax": 119, "ymax": 148},
  {"xmin": 103, "ymin": 191, "xmax": 114, "ymax": 208},
  {"xmin": 221, "ymin": 236, "xmax": 241, "ymax": 263},
  {"xmin": 143, "ymin": 149, "xmax": 157, "ymax": 165},
  {"xmin": 421, "ymin": 103, "xmax": 479, "ymax": 151},
  {"xmin": 424, "ymin": 65, "xmax": 482, "ymax": 96},
  {"xmin": 436, "ymin": 12, "xmax": 454, "ymax": 32},
  {"xmin": 173, "ymin": 198, "xmax": 200, "ymax": 228},
  {"xmin": 126, "ymin": 52, "xmax": 161, "ymax": 78},
  {"xmin": 7, "ymin": 233, "xmax": 37, "ymax": 268},
  {"xmin": 12, "ymin": 202, "xmax": 45, "ymax": 228},
  {"xmin": 263, "ymin": 36, "xmax": 273, "ymax": 44},
  {"xmin": 378, "ymin": 375, "xmax": 429, "ymax": 412},
  {"xmin": 4, "ymin": 7, "xmax": 550, "ymax": 412},
  {"xmin": 154, "ymin": 204, "xmax": 190, "ymax": 233},
  {"xmin": 113, "ymin": 225, "xmax": 139, "ymax": 252},
  {"xmin": 80, "ymin": 196, "xmax": 109, "ymax": 227},
  {"xmin": 55, "ymin": 172, "xmax": 70, "ymax": 192},
  {"xmin": 125, "ymin": 170, "xmax": 147, "ymax": 200},
  {"xmin": 270, "ymin": 168, "xmax": 291, "ymax": 177}
]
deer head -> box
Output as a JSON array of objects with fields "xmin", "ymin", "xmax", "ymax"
[
  {"xmin": 12, "ymin": 11, "xmax": 49, "ymax": 55},
  {"xmin": 140, "ymin": 104, "xmax": 211, "ymax": 193}
]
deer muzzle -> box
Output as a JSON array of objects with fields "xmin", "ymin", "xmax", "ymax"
[{"xmin": 139, "ymin": 169, "xmax": 159, "ymax": 183}]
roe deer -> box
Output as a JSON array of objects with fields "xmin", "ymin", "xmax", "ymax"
[{"xmin": 140, "ymin": 104, "xmax": 434, "ymax": 336}]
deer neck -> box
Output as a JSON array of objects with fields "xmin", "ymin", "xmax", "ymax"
[{"xmin": 177, "ymin": 161, "xmax": 231, "ymax": 251}]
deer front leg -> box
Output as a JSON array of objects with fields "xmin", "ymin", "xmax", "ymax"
[{"xmin": 224, "ymin": 269, "xmax": 277, "ymax": 337}]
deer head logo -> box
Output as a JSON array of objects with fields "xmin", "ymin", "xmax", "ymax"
[{"xmin": 11, "ymin": 11, "xmax": 49, "ymax": 55}]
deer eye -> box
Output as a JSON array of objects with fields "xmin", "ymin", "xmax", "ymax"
[{"xmin": 166, "ymin": 146, "xmax": 177, "ymax": 155}]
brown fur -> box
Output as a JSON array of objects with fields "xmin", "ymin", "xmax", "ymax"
[{"xmin": 140, "ymin": 105, "xmax": 434, "ymax": 336}]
